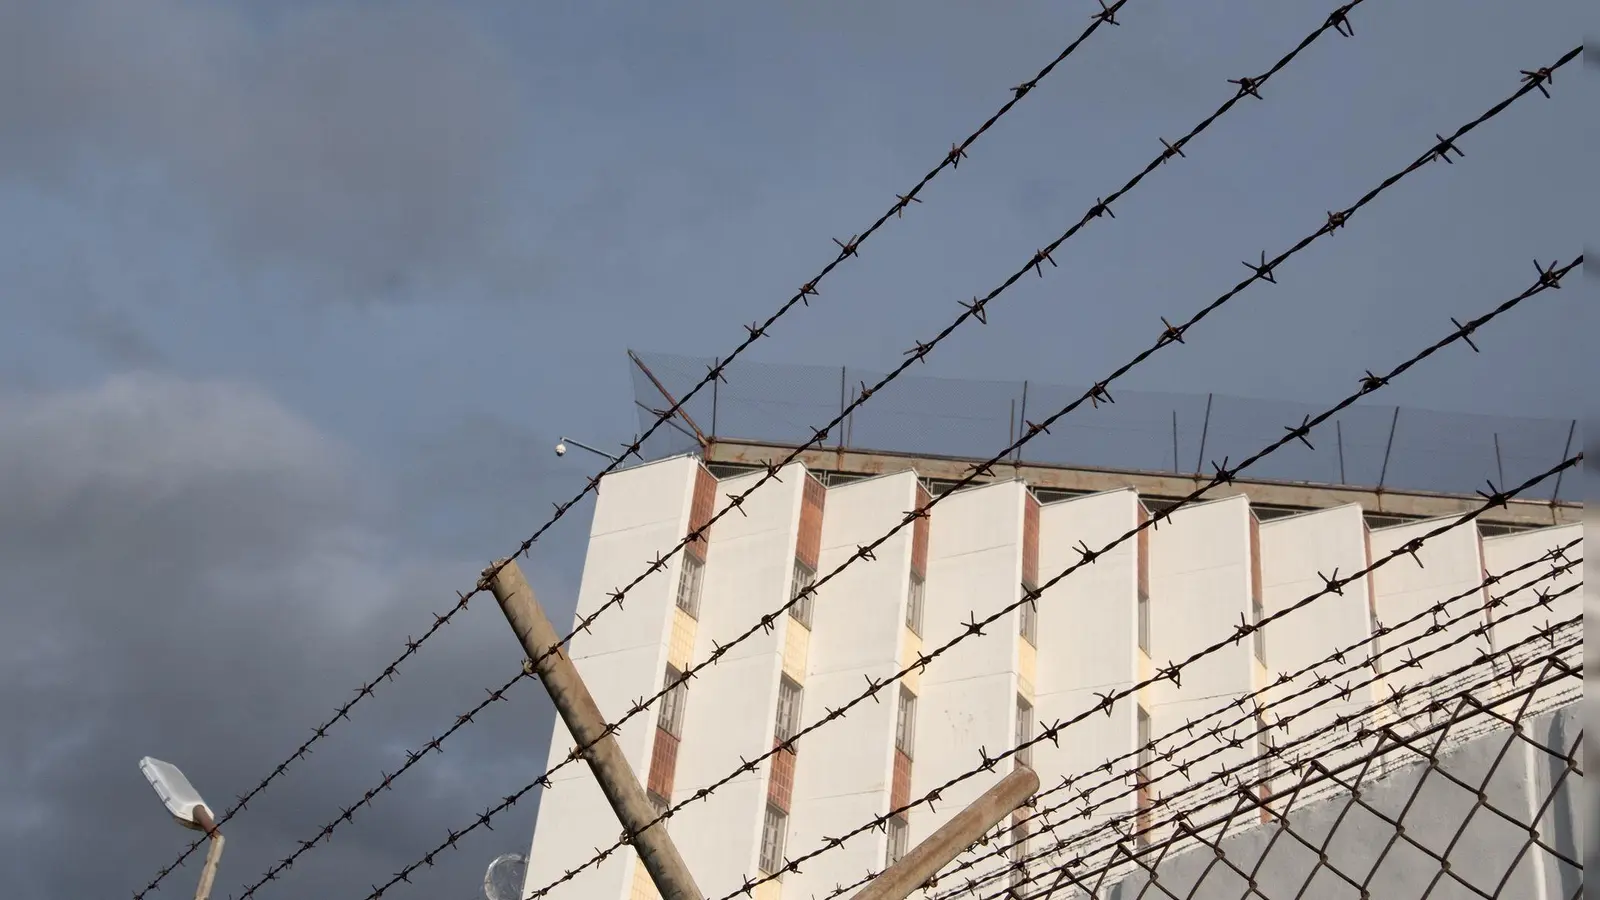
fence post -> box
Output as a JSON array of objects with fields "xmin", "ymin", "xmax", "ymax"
[
  {"xmin": 1550, "ymin": 418, "xmax": 1576, "ymax": 504},
  {"xmin": 848, "ymin": 767, "xmax": 1039, "ymax": 900},
  {"xmin": 1336, "ymin": 419, "xmax": 1346, "ymax": 485},
  {"xmin": 1014, "ymin": 381, "xmax": 1029, "ymax": 465},
  {"xmin": 1493, "ymin": 432, "xmax": 1505, "ymax": 487},
  {"xmin": 1377, "ymin": 407, "xmax": 1400, "ymax": 492},
  {"xmin": 483, "ymin": 560, "xmax": 704, "ymax": 900},
  {"xmin": 1171, "ymin": 410, "xmax": 1179, "ymax": 474},
  {"xmin": 838, "ymin": 366, "xmax": 848, "ymax": 453},
  {"xmin": 710, "ymin": 356, "xmax": 719, "ymax": 440},
  {"xmin": 1194, "ymin": 393, "xmax": 1213, "ymax": 475}
]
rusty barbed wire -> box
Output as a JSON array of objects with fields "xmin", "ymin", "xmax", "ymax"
[
  {"xmin": 130, "ymin": 7, "xmax": 1133, "ymax": 897},
  {"xmin": 341, "ymin": 43, "xmax": 1575, "ymax": 899},
  {"xmin": 930, "ymin": 568, "xmax": 1582, "ymax": 900},
  {"xmin": 812, "ymin": 544, "xmax": 1581, "ymax": 900},
  {"xmin": 1003, "ymin": 629, "xmax": 1583, "ymax": 900}
]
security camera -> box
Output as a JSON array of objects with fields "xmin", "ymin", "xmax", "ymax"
[{"xmin": 554, "ymin": 441, "xmax": 567, "ymax": 457}]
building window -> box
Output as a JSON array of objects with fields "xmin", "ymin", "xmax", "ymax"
[
  {"xmin": 1015, "ymin": 696, "xmax": 1034, "ymax": 771},
  {"xmin": 1137, "ymin": 587, "xmax": 1151, "ymax": 655},
  {"xmin": 1136, "ymin": 706, "xmax": 1152, "ymax": 847},
  {"xmin": 660, "ymin": 665, "xmax": 687, "ymax": 738},
  {"xmin": 906, "ymin": 573, "xmax": 925, "ymax": 636},
  {"xmin": 885, "ymin": 815, "xmax": 910, "ymax": 867},
  {"xmin": 775, "ymin": 676, "xmax": 804, "ymax": 745},
  {"xmin": 895, "ymin": 687, "xmax": 918, "ymax": 758},
  {"xmin": 790, "ymin": 559, "xmax": 816, "ymax": 628},
  {"xmin": 1019, "ymin": 583, "xmax": 1038, "ymax": 646},
  {"xmin": 648, "ymin": 791, "xmax": 670, "ymax": 820},
  {"xmin": 676, "ymin": 556, "xmax": 705, "ymax": 618},
  {"xmin": 1008, "ymin": 819, "xmax": 1028, "ymax": 893},
  {"xmin": 759, "ymin": 804, "xmax": 788, "ymax": 876},
  {"xmin": 1251, "ymin": 592, "xmax": 1266, "ymax": 665}
]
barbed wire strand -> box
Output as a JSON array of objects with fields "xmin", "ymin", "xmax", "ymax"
[
  {"xmin": 823, "ymin": 544, "xmax": 1582, "ymax": 900},
  {"xmin": 345, "ymin": 46, "xmax": 1575, "ymax": 899},
  {"xmin": 1007, "ymin": 627, "xmax": 1583, "ymax": 900},
  {"xmin": 1003, "ymin": 631, "xmax": 1582, "ymax": 900},
  {"xmin": 492, "ymin": 255, "xmax": 1577, "ymax": 896},
  {"xmin": 677, "ymin": 459, "xmax": 1577, "ymax": 900},
  {"xmin": 129, "ymin": 8, "xmax": 1135, "ymax": 897},
  {"xmin": 208, "ymin": 7, "xmax": 1386, "ymax": 897},
  {"xmin": 502, "ymin": 345, "xmax": 1568, "ymax": 900},
  {"xmin": 928, "ymin": 567, "xmax": 1582, "ymax": 900}
]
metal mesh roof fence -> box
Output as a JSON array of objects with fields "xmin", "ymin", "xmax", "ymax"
[{"xmin": 627, "ymin": 350, "xmax": 1578, "ymax": 500}]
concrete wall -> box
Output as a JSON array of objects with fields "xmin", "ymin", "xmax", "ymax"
[
  {"xmin": 1099, "ymin": 703, "xmax": 1582, "ymax": 900},
  {"xmin": 1481, "ymin": 524, "xmax": 1582, "ymax": 714},
  {"xmin": 913, "ymin": 480, "xmax": 1025, "ymax": 886},
  {"xmin": 1368, "ymin": 517, "xmax": 1488, "ymax": 743},
  {"xmin": 1034, "ymin": 489, "xmax": 1140, "ymax": 832},
  {"xmin": 672, "ymin": 464, "xmax": 805, "ymax": 899},
  {"xmin": 523, "ymin": 455, "xmax": 700, "ymax": 900},
  {"xmin": 523, "ymin": 457, "xmax": 1583, "ymax": 900},
  {"xmin": 787, "ymin": 471, "xmax": 918, "ymax": 900},
  {"xmin": 1256, "ymin": 504, "xmax": 1381, "ymax": 779},
  {"xmin": 1146, "ymin": 495, "xmax": 1257, "ymax": 839}
]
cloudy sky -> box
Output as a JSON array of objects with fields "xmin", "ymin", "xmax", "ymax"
[{"xmin": 0, "ymin": 1, "xmax": 1589, "ymax": 898}]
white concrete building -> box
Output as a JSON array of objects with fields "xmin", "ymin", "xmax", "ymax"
[{"xmin": 520, "ymin": 444, "xmax": 1579, "ymax": 900}]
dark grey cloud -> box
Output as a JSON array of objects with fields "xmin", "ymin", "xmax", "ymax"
[
  {"xmin": 0, "ymin": 0, "xmax": 535, "ymax": 303},
  {"xmin": 0, "ymin": 374, "xmax": 560, "ymax": 897}
]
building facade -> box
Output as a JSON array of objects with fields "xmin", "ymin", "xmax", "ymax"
[{"xmin": 519, "ymin": 446, "xmax": 1579, "ymax": 900}]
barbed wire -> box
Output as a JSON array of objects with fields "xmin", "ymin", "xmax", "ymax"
[
  {"xmin": 1002, "ymin": 626, "xmax": 1583, "ymax": 900},
  {"xmin": 994, "ymin": 640, "xmax": 1581, "ymax": 899},
  {"xmin": 129, "ymin": 6, "xmax": 1133, "ymax": 897},
  {"xmin": 690, "ymin": 458, "xmax": 1575, "ymax": 900},
  {"xmin": 341, "ymin": 41, "xmax": 1574, "ymax": 900},
  {"xmin": 806, "ymin": 541, "xmax": 1580, "ymax": 900},
  {"xmin": 206, "ymin": 7, "xmax": 1383, "ymax": 897},
  {"xmin": 924, "ymin": 563, "xmax": 1582, "ymax": 900},
  {"xmin": 497, "ymin": 254, "xmax": 1578, "ymax": 897}
]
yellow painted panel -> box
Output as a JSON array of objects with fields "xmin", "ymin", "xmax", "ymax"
[
  {"xmin": 1016, "ymin": 636, "xmax": 1036, "ymax": 702},
  {"xmin": 631, "ymin": 859, "xmax": 659, "ymax": 900},
  {"xmin": 754, "ymin": 880, "xmax": 784, "ymax": 900},
  {"xmin": 899, "ymin": 628, "xmax": 923, "ymax": 693},
  {"xmin": 668, "ymin": 608, "xmax": 696, "ymax": 670},
  {"xmin": 783, "ymin": 621, "xmax": 810, "ymax": 683}
]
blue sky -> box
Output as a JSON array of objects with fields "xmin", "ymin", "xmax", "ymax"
[{"xmin": 0, "ymin": 1, "xmax": 1588, "ymax": 898}]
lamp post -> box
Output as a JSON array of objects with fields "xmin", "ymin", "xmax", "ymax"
[{"xmin": 139, "ymin": 757, "xmax": 226, "ymax": 900}]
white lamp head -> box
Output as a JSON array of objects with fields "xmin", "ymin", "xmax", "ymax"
[{"xmin": 139, "ymin": 756, "xmax": 212, "ymax": 831}]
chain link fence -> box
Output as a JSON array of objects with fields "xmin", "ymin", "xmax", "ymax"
[{"xmin": 627, "ymin": 350, "xmax": 1578, "ymax": 500}]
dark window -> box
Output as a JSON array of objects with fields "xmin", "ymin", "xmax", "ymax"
[
  {"xmin": 906, "ymin": 573, "xmax": 925, "ymax": 636},
  {"xmin": 1019, "ymin": 583, "xmax": 1038, "ymax": 646},
  {"xmin": 790, "ymin": 559, "xmax": 816, "ymax": 627},
  {"xmin": 676, "ymin": 556, "xmax": 705, "ymax": 618},
  {"xmin": 885, "ymin": 815, "xmax": 909, "ymax": 867},
  {"xmin": 659, "ymin": 665, "xmax": 687, "ymax": 738},
  {"xmin": 1015, "ymin": 697, "xmax": 1034, "ymax": 770},
  {"xmin": 895, "ymin": 687, "xmax": 918, "ymax": 758},
  {"xmin": 759, "ymin": 805, "xmax": 788, "ymax": 875},
  {"xmin": 1252, "ymin": 593, "xmax": 1266, "ymax": 665},
  {"xmin": 775, "ymin": 676, "xmax": 804, "ymax": 745},
  {"xmin": 1137, "ymin": 589, "xmax": 1151, "ymax": 654}
]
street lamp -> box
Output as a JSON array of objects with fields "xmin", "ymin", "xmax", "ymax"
[
  {"xmin": 554, "ymin": 435, "xmax": 620, "ymax": 463},
  {"xmin": 139, "ymin": 756, "xmax": 226, "ymax": 900}
]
